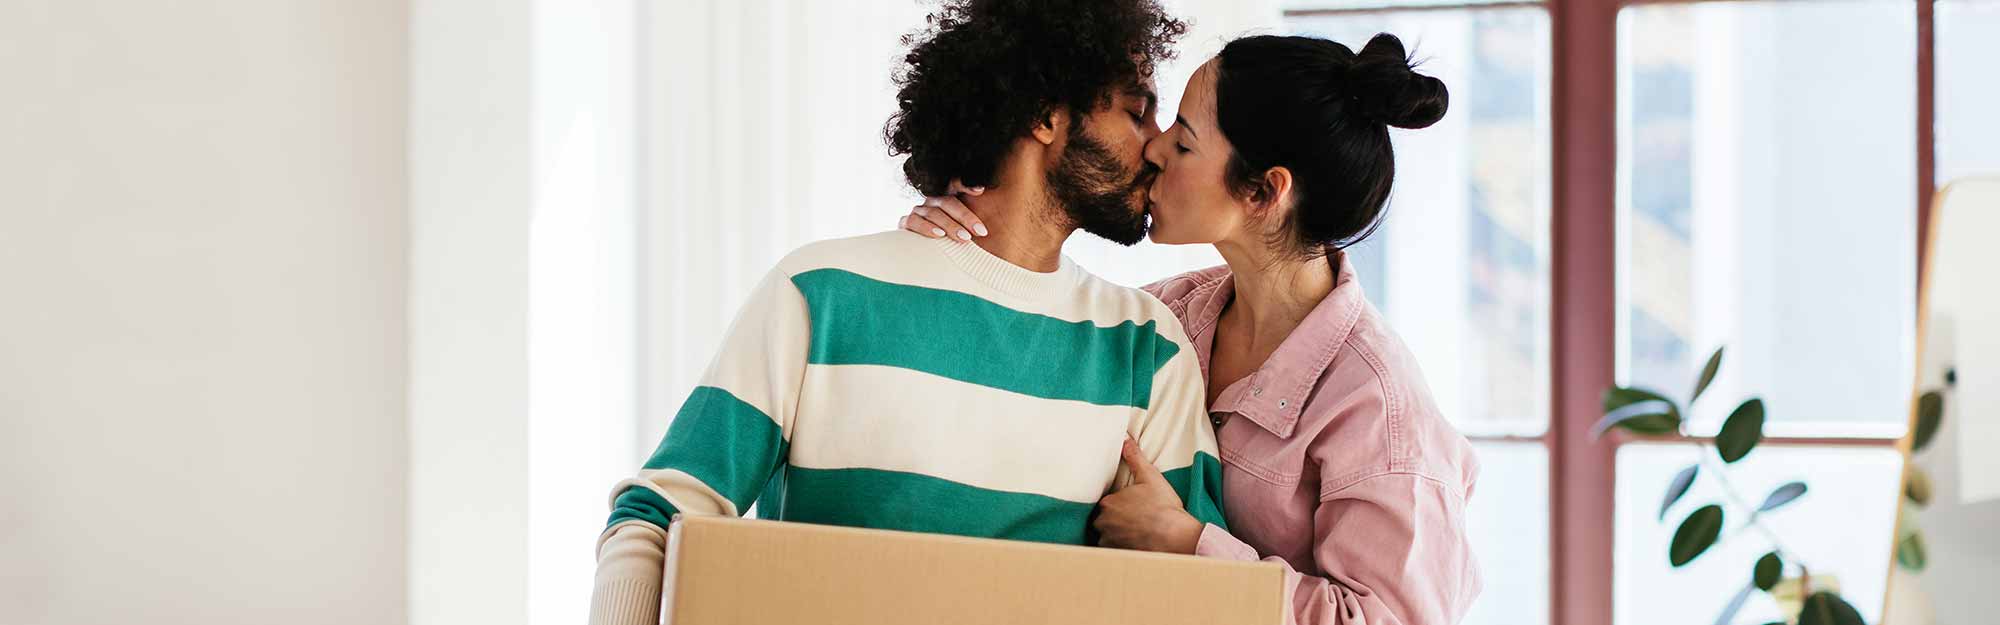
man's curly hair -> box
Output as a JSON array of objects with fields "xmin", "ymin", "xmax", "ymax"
[{"xmin": 884, "ymin": 0, "xmax": 1188, "ymax": 196}]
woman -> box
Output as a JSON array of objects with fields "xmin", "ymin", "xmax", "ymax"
[{"xmin": 901, "ymin": 33, "xmax": 1481, "ymax": 625}]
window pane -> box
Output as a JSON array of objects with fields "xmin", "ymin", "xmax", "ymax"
[
  {"xmin": 1614, "ymin": 444, "xmax": 1902, "ymax": 625},
  {"xmin": 1938, "ymin": 0, "xmax": 2000, "ymax": 185},
  {"xmin": 1289, "ymin": 7, "xmax": 1553, "ymax": 437},
  {"xmin": 1462, "ymin": 442, "xmax": 1550, "ymax": 625},
  {"xmin": 1616, "ymin": 1, "xmax": 1916, "ymax": 437},
  {"xmin": 1284, "ymin": 0, "xmax": 1543, "ymax": 11}
]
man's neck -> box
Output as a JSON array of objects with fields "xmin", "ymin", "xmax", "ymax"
[{"xmin": 961, "ymin": 187, "xmax": 1072, "ymax": 274}]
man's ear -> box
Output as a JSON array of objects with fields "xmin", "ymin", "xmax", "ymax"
[{"xmin": 1032, "ymin": 107, "xmax": 1065, "ymax": 146}]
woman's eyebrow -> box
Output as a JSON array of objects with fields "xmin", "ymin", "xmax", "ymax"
[{"xmin": 1176, "ymin": 115, "xmax": 1198, "ymax": 140}]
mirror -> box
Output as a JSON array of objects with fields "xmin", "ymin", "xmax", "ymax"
[{"xmin": 1883, "ymin": 176, "xmax": 2000, "ymax": 625}]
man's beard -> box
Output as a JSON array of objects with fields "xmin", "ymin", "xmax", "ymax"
[{"xmin": 1046, "ymin": 122, "xmax": 1152, "ymax": 246}]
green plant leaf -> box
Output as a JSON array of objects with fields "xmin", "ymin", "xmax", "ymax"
[
  {"xmin": 1758, "ymin": 482, "xmax": 1808, "ymax": 512},
  {"xmin": 1897, "ymin": 531, "xmax": 1928, "ymax": 571},
  {"xmin": 1906, "ymin": 465, "xmax": 1934, "ymax": 507},
  {"xmin": 1716, "ymin": 398, "xmax": 1766, "ymax": 463},
  {"xmin": 1670, "ymin": 504, "xmax": 1725, "ymax": 567},
  {"xmin": 1600, "ymin": 411, "xmax": 1679, "ymax": 438},
  {"xmin": 1754, "ymin": 552, "xmax": 1782, "ymax": 591},
  {"xmin": 1603, "ymin": 386, "xmax": 1681, "ymax": 417},
  {"xmin": 1660, "ymin": 464, "xmax": 1699, "ymax": 521},
  {"xmin": 1912, "ymin": 391, "xmax": 1945, "ymax": 452},
  {"xmin": 1712, "ymin": 582, "xmax": 1753, "ymax": 625},
  {"xmin": 1692, "ymin": 346, "xmax": 1725, "ymax": 405},
  {"xmin": 1797, "ymin": 591, "xmax": 1865, "ymax": 625},
  {"xmin": 1596, "ymin": 387, "xmax": 1683, "ymax": 438}
]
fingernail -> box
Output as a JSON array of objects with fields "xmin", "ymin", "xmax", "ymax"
[
  {"xmin": 973, "ymin": 224, "xmax": 989, "ymax": 237},
  {"xmin": 932, "ymin": 228, "xmax": 946, "ymax": 237},
  {"xmin": 970, "ymin": 186, "xmax": 985, "ymax": 194},
  {"xmin": 957, "ymin": 230, "xmax": 972, "ymax": 241},
  {"xmin": 915, "ymin": 206, "xmax": 927, "ymax": 216}
]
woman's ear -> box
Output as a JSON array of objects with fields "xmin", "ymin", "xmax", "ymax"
[
  {"xmin": 1245, "ymin": 166, "xmax": 1295, "ymax": 219},
  {"xmin": 1262, "ymin": 167, "xmax": 1295, "ymax": 211}
]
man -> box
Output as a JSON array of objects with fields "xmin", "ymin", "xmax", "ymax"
[{"xmin": 588, "ymin": 2, "xmax": 1220, "ymax": 623}]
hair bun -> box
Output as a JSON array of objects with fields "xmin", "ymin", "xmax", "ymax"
[{"xmin": 1344, "ymin": 33, "xmax": 1448, "ymax": 130}]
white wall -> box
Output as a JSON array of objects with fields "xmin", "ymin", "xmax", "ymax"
[
  {"xmin": 405, "ymin": 1, "xmax": 529, "ymax": 624},
  {"xmin": 0, "ymin": 2, "xmax": 410, "ymax": 625}
]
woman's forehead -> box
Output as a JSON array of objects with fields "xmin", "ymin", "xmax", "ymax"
[{"xmin": 1181, "ymin": 60, "xmax": 1219, "ymax": 115}]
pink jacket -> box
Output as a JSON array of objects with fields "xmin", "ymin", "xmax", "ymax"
[{"xmin": 1143, "ymin": 256, "xmax": 1483, "ymax": 625}]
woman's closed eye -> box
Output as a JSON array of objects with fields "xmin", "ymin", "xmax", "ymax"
[{"xmin": 1165, "ymin": 122, "xmax": 1193, "ymax": 153}]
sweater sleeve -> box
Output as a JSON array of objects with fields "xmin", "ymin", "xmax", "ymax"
[
  {"xmin": 1123, "ymin": 325, "xmax": 1228, "ymax": 530},
  {"xmin": 588, "ymin": 266, "xmax": 811, "ymax": 625}
]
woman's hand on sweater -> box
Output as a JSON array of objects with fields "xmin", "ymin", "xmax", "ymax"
[
  {"xmin": 1094, "ymin": 437, "xmax": 1203, "ymax": 555},
  {"xmin": 897, "ymin": 180, "xmax": 987, "ymax": 242}
]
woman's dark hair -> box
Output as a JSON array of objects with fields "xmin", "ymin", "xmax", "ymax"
[
  {"xmin": 885, "ymin": 0, "xmax": 1187, "ymax": 196},
  {"xmin": 1213, "ymin": 33, "xmax": 1448, "ymax": 257}
]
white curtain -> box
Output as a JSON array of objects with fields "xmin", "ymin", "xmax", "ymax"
[{"xmin": 638, "ymin": 0, "xmax": 1282, "ymax": 450}]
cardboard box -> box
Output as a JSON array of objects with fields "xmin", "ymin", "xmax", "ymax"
[{"xmin": 660, "ymin": 515, "xmax": 1286, "ymax": 625}]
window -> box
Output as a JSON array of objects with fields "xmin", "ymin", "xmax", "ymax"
[
  {"xmin": 1613, "ymin": 444, "xmax": 1904, "ymax": 625},
  {"xmin": 1616, "ymin": 0, "xmax": 1916, "ymax": 438},
  {"xmin": 1937, "ymin": 0, "xmax": 2000, "ymax": 184},
  {"xmin": 1287, "ymin": 0, "xmax": 1542, "ymax": 8},
  {"xmin": 1613, "ymin": 3, "xmax": 1917, "ymax": 625},
  {"xmin": 1460, "ymin": 441, "xmax": 1552, "ymax": 625},
  {"xmin": 1291, "ymin": 7, "xmax": 1553, "ymax": 438},
  {"xmin": 1286, "ymin": 5, "xmax": 1554, "ymax": 625}
]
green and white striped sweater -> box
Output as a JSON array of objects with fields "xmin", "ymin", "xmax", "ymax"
[{"xmin": 589, "ymin": 231, "xmax": 1227, "ymax": 625}]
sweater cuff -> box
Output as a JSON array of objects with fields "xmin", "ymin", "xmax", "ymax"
[
  {"xmin": 1194, "ymin": 522, "xmax": 1260, "ymax": 561},
  {"xmin": 589, "ymin": 575, "xmax": 662, "ymax": 625}
]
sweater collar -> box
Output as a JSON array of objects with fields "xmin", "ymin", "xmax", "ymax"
[{"xmin": 930, "ymin": 236, "xmax": 1083, "ymax": 303}]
